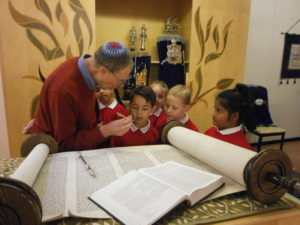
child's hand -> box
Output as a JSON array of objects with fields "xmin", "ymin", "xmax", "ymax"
[{"xmin": 99, "ymin": 116, "xmax": 132, "ymax": 137}]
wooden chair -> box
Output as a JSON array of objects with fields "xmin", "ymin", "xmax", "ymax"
[
  {"xmin": 249, "ymin": 126, "xmax": 286, "ymax": 152},
  {"xmin": 247, "ymin": 85, "xmax": 286, "ymax": 152}
]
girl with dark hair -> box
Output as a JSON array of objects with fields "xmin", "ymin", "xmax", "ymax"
[{"xmin": 205, "ymin": 83, "xmax": 255, "ymax": 150}]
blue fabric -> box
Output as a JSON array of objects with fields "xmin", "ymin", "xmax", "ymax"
[
  {"xmin": 78, "ymin": 54, "xmax": 96, "ymax": 90},
  {"xmin": 249, "ymin": 86, "xmax": 274, "ymax": 126},
  {"xmin": 157, "ymin": 40, "xmax": 185, "ymax": 88}
]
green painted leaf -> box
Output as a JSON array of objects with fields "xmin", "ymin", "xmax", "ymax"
[
  {"xmin": 26, "ymin": 29, "xmax": 64, "ymax": 60},
  {"xmin": 34, "ymin": 0, "xmax": 52, "ymax": 22},
  {"xmin": 216, "ymin": 78, "xmax": 234, "ymax": 89},
  {"xmin": 22, "ymin": 76, "xmax": 41, "ymax": 82},
  {"xmin": 205, "ymin": 52, "xmax": 221, "ymax": 64},
  {"xmin": 55, "ymin": 2, "xmax": 69, "ymax": 36},
  {"xmin": 221, "ymin": 20, "xmax": 233, "ymax": 54},
  {"xmin": 73, "ymin": 15, "xmax": 84, "ymax": 55},
  {"xmin": 205, "ymin": 16, "xmax": 213, "ymax": 42},
  {"xmin": 195, "ymin": 7, "xmax": 205, "ymax": 64},
  {"xmin": 194, "ymin": 66, "xmax": 202, "ymax": 98},
  {"xmin": 212, "ymin": 25, "xmax": 219, "ymax": 50},
  {"xmin": 69, "ymin": 0, "xmax": 93, "ymax": 50},
  {"xmin": 9, "ymin": 1, "xmax": 64, "ymax": 60}
]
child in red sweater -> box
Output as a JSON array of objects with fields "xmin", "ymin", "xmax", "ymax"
[
  {"xmin": 165, "ymin": 85, "xmax": 199, "ymax": 132},
  {"xmin": 95, "ymin": 87, "xmax": 128, "ymax": 125},
  {"xmin": 150, "ymin": 80, "xmax": 168, "ymax": 130},
  {"xmin": 204, "ymin": 83, "xmax": 256, "ymax": 150},
  {"xmin": 110, "ymin": 86, "xmax": 158, "ymax": 147}
]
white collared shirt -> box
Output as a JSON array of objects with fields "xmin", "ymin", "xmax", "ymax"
[
  {"xmin": 179, "ymin": 113, "xmax": 189, "ymax": 124},
  {"xmin": 167, "ymin": 113, "xmax": 189, "ymax": 124},
  {"xmin": 151, "ymin": 107, "xmax": 163, "ymax": 117},
  {"xmin": 216, "ymin": 124, "xmax": 243, "ymax": 135},
  {"xmin": 131, "ymin": 120, "xmax": 151, "ymax": 134},
  {"xmin": 97, "ymin": 99, "xmax": 117, "ymax": 110}
]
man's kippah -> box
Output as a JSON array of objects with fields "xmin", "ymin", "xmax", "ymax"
[{"xmin": 102, "ymin": 41, "xmax": 128, "ymax": 58}]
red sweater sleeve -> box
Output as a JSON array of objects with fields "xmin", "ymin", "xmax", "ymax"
[{"xmin": 47, "ymin": 90, "xmax": 105, "ymax": 151}]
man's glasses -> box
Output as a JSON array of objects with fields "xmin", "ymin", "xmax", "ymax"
[{"xmin": 104, "ymin": 66, "xmax": 128, "ymax": 85}]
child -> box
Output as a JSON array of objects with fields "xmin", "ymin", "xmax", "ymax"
[
  {"xmin": 165, "ymin": 85, "xmax": 199, "ymax": 132},
  {"xmin": 95, "ymin": 87, "xmax": 128, "ymax": 125},
  {"xmin": 204, "ymin": 83, "xmax": 256, "ymax": 150},
  {"xmin": 150, "ymin": 80, "xmax": 168, "ymax": 130},
  {"xmin": 110, "ymin": 86, "xmax": 158, "ymax": 147}
]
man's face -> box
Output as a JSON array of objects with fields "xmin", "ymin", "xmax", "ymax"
[{"xmin": 94, "ymin": 63, "xmax": 132, "ymax": 89}]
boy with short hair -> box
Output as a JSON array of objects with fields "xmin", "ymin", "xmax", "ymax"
[
  {"xmin": 110, "ymin": 86, "xmax": 158, "ymax": 147},
  {"xmin": 165, "ymin": 85, "xmax": 199, "ymax": 132}
]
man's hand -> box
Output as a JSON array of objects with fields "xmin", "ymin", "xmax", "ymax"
[{"xmin": 99, "ymin": 116, "xmax": 132, "ymax": 138}]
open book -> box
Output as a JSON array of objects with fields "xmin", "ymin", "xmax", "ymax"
[
  {"xmin": 10, "ymin": 127, "xmax": 256, "ymax": 222},
  {"xmin": 89, "ymin": 161, "xmax": 224, "ymax": 225}
]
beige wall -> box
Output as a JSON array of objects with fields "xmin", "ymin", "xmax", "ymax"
[
  {"xmin": 0, "ymin": 66, "xmax": 10, "ymax": 158},
  {"xmin": 0, "ymin": 0, "xmax": 95, "ymax": 157},
  {"xmin": 244, "ymin": 0, "xmax": 300, "ymax": 141},
  {"xmin": 0, "ymin": 0, "xmax": 250, "ymax": 157},
  {"xmin": 188, "ymin": 0, "xmax": 250, "ymax": 132}
]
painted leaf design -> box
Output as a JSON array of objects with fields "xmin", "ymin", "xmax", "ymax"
[
  {"xmin": 194, "ymin": 66, "xmax": 203, "ymax": 98},
  {"xmin": 34, "ymin": 0, "xmax": 52, "ymax": 22},
  {"xmin": 69, "ymin": 0, "xmax": 93, "ymax": 52},
  {"xmin": 9, "ymin": 1, "xmax": 64, "ymax": 60},
  {"xmin": 205, "ymin": 52, "xmax": 221, "ymax": 64},
  {"xmin": 55, "ymin": 2, "xmax": 69, "ymax": 36},
  {"xmin": 73, "ymin": 14, "xmax": 84, "ymax": 55},
  {"xmin": 66, "ymin": 45, "xmax": 73, "ymax": 59},
  {"xmin": 212, "ymin": 25, "xmax": 219, "ymax": 50},
  {"xmin": 26, "ymin": 29, "xmax": 64, "ymax": 60},
  {"xmin": 187, "ymin": 80, "xmax": 193, "ymax": 95},
  {"xmin": 31, "ymin": 95, "xmax": 40, "ymax": 118},
  {"xmin": 205, "ymin": 16, "xmax": 213, "ymax": 42},
  {"xmin": 22, "ymin": 75, "xmax": 41, "ymax": 82},
  {"xmin": 220, "ymin": 20, "xmax": 233, "ymax": 54},
  {"xmin": 216, "ymin": 78, "xmax": 234, "ymax": 89},
  {"xmin": 195, "ymin": 7, "xmax": 205, "ymax": 64},
  {"xmin": 38, "ymin": 65, "xmax": 46, "ymax": 82}
]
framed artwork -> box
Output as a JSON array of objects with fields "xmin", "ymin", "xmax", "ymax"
[{"xmin": 280, "ymin": 34, "xmax": 300, "ymax": 79}]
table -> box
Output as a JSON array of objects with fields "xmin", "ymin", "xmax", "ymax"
[{"xmin": 1, "ymin": 157, "xmax": 300, "ymax": 225}]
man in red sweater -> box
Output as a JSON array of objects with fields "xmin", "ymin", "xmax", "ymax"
[{"xmin": 25, "ymin": 41, "xmax": 133, "ymax": 151}]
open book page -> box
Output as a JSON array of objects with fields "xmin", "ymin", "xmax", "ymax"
[
  {"xmin": 147, "ymin": 145, "xmax": 246, "ymax": 198},
  {"xmin": 140, "ymin": 161, "xmax": 224, "ymax": 205},
  {"xmin": 32, "ymin": 154, "xmax": 68, "ymax": 222},
  {"xmin": 89, "ymin": 170, "xmax": 186, "ymax": 225},
  {"xmin": 67, "ymin": 146, "xmax": 161, "ymax": 218}
]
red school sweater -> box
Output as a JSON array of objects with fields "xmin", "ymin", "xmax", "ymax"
[{"xmin": 32, "ymin": 57, "xmax": 104, "ymax": 151}]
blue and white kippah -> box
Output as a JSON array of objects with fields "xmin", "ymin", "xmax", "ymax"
[{"xmin": 102, "ymin": 41, "xmax": 128, "ymax": 58}]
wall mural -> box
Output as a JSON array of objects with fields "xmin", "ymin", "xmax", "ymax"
[
  {"xmin": 189, "ymin": 6, "xmax": 235, "ymax": 108},
  {"xmin": 8, "ymin": 0, "xmax": 93, "ymax": 117}
]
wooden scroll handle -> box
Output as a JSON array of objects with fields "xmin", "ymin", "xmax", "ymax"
[
  {"xmin": 20, "ymin": 132, "xmax": 59, "ymax": 157},
  {"xmin": 159, "ymin": 120, "xmax": 185, "ymax": 144},
  {"xmin": 0, "ymin": 133, "xmax": 59, "ymax": 225},
  {"xmin": 244, "ymin": 148, "xmax": 300, "ymax": 204},
  {"xmin": 0, "ymin": 177, "xmax": 42, "ymax": 225}
]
